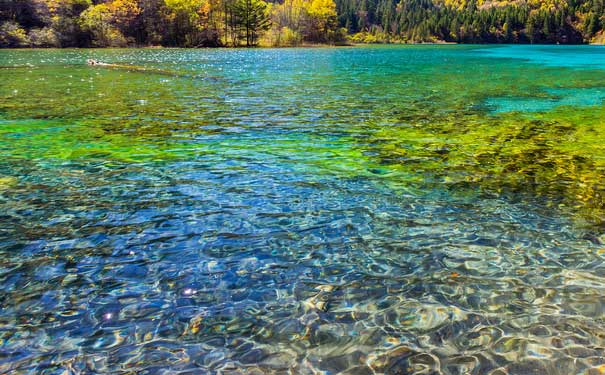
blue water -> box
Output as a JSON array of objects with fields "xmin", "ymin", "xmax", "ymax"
[{"xmin": 1, "ymin": 45, "xmax": 605, "ymax": 374}]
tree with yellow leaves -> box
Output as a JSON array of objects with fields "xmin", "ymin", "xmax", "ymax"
[
  {"xmin": 164, "ymin": 0, "xmax": 221, "ymax": 46},
  {"xmin": 79, "ymin": 0, "xmax": 140, "ymax": 46},
  {"xmin": 268, "ymin": 0, "xmax": 343, "ymax": 45},
  {"xmin": 306, "ymin": 0, "xmax": 337, "ymax": 41}
]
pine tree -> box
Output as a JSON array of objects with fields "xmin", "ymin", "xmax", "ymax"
[{"xmin": 230, "ymin": 0, "xmax": 271, "ymax": 46}]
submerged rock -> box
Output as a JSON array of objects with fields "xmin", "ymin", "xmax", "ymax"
[{"xmin": 0, "ymin": 176, "xmax": 17, "ymax": 189}]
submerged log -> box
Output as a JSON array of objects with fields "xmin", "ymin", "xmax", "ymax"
[{"xmin": 86, "ymin": 59, "xmax": 180, "ymax": 77}]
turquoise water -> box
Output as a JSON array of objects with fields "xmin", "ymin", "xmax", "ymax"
[
  {"xmin": 486, "ymin": 87, "xmax": 605, "ymax": 113},
  {"xmin": 477, "ymin": 44, "xmax": 605, "ymax": 69},
  {"xmin": 2, "ymin": 46, "xmax": 605, "ymax": 374}
]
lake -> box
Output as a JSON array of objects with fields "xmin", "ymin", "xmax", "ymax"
[{"xmin": 1, "ymin": 45, "xmax": 605, "ymax": 374}]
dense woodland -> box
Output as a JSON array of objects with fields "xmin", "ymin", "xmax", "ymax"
[{"xmin": 0, "ymin": 0, "xmax": 604, "ymax": 47}]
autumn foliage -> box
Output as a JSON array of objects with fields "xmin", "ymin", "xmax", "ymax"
[{"xmin": 0, "ymin": 0, "xmax": 344, "ymax": 47}]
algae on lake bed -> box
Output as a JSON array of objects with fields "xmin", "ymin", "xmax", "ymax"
[
  {"xmin": 352, "ymin": 50, "xmax": 605, "ymax": 225},
  {"xmin": 2, "ymin": 46, "xmax": 605, "ymax": 374}
]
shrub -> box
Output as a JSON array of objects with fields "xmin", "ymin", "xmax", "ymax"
[
  {"xmin": 267, "ymin": 26, "xmax": 303, "ymax": 46},
  {"xmin": 0, "ymin": 22, "xmax": 30, "ymax": 48},
  {"xmin": 327, "ymin": 27, "xmax": 348, "ymax": 44},
  {"xmin": 279, "ymin": 26, "xmax": 303, "ymax": 46},
  {"xmin": 28, "ymin": 28, "xmax": 60, "ymax": 47}
]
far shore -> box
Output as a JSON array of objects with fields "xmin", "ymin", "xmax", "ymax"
[{"xmin": 3, "ymin": 41, "xmax": 604, "ymax": 51}]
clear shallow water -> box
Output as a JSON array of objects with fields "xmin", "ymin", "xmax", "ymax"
[{"xmin": 2, "ymin": 45, "xmax": 605, "ymax": 374}]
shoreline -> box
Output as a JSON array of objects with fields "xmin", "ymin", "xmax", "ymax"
[{"xmin": 1, "ymin": 41, "xmax": 601, "ymax": 50}]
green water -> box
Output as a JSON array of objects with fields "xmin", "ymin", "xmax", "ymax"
[{"xmin": 1, "ymin": 45, "xmax": 605, "ymax": 374}]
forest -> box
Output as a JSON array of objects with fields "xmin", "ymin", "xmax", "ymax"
[{"xmin": 0, "ymin": 0, "xmax": 604, "ymax": 47}]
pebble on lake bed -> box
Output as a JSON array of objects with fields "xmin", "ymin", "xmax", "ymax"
[
  {"xmin": 304, "ymin": 285, "xmax": 336, "ymax": 311},
  {"xmin": 186, "ymin": 312, "xmax": 208, "ymax": 335}
]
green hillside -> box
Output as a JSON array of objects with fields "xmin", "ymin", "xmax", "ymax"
[{"xmin": 339, "ymin": 0, "xmax": 604, "ymax": 43}]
